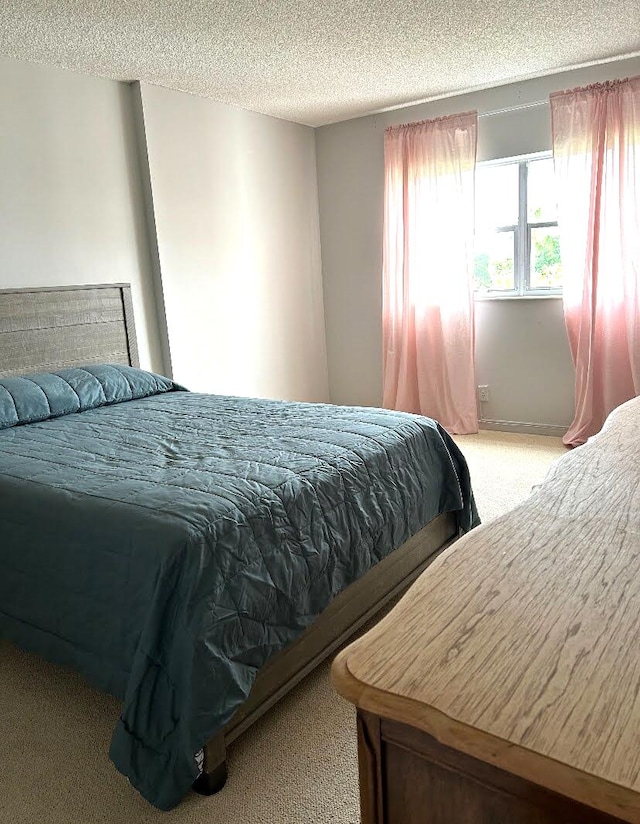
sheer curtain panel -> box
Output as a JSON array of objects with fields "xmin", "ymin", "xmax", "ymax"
[
  {"xmin": 382, "ymin": 112, "xmax": 479, "ymax": 434},
  {"xmin": 550, "ymin": 77, "xmax": 640, "ymax": 447}
]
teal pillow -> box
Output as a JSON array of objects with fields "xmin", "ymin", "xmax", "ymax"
[{"xmin": 0, "ymin": 365, "xmax": 185, "ymax": 431}]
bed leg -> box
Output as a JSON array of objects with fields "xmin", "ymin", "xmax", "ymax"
[{"xmin": 193, "ymin": 734, "xmax": 228, "ymax": 796}]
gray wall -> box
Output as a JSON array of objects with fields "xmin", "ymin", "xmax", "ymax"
[
  {"xmin": 0, "ymin": 58, "xmax": 329, "ymax": 405},
  {"xmin": 4, "ymin": 53, "xmax": 639, "ymax": 425},
  {"xmin": 474, "ymin": 298, "xmax": 572, "ymax": 429},
  {"xmin": 316, "ymin": 56, "xmax": 640, "ymax": 433},
  {"xmin": 0, "ymin": 58, "xmax": 164, "ymax": 373},
  {"xmin": 136, "ymin": 83, "xmax": 329, "ymax": 402}
]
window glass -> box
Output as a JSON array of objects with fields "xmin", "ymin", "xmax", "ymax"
[
  {"xmin": 475, "ymin": 163, "xmax": 518, "ymax": 231},
  {"xmin": 474, "ymin": 230, "xmax": 515, "ymax": 292},
  {"xmin": 474, "ymin": 155, "xmax": 563, "ymax": 296},
  {"xmin": 530, "ymin": 226, "xmax": 562, "ymax": 289},
  {"xmin": 527, "ymin": 158, "xmax": 558, "ymax": 223}
]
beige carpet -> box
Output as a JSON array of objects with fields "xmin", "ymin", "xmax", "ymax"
[{"xmin": 0, "ymin": 431, "xmax": 566, "ymax": 824}]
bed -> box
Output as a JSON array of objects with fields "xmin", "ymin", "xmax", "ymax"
[{"xmin": 0, "ymin": 283, "xmax": 478, "ymax": 810}]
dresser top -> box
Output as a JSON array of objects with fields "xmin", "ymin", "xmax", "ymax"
[{"xmin": 332, "ymin": 398, "xmax": 640, "ymax": 823}]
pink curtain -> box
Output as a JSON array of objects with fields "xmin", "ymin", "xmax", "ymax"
[
  {"xmin": 550, "ymin": 77, "xmax": 640, "ymax": 447},
  {"xmin": 382, "ymin": 112, "xmax": 478, "ymax": 434}
]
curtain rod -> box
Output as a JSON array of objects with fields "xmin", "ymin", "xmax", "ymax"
[{"xmin": 478, "ymin": 100, "xmax": 548, "ymax": 119}]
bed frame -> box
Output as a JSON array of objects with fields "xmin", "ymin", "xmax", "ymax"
[{"xmin": 0, "ymin": 282, "xmax": 459, "ymax": 796}]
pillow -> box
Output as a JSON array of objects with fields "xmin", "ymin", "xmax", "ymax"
[{"xmin": 0, "ymin": 365, "xmax": 185, "ymax": 431}]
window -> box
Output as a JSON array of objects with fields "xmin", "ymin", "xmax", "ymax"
[{"xmin": 474, "ymin": 154, "xmax": 562, "ymax": 297}]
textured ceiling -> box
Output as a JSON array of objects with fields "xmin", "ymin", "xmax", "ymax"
[{"xmin": 1, "ymin": 0, "xmax": 639, "ymax": 126}]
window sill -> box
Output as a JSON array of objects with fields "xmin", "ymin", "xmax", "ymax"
[{"xmin": 474, "ymin": 294, "xmax": 563, "ymax": 302}]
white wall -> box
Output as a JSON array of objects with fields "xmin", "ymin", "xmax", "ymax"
[
  {"xmin": 137, "ymin": 83, "xmax": 329, "ymax": 402},
  {"xmin": 474, "ymin": 298, "xmax": 573, "ymax": 429},
  {"xmin": 316, "ymin": 56, "xmax": 640, "ymax": 432},
  {"xmin": 0, "ymin": 58, "xmax": 164, "ymax": 373}
]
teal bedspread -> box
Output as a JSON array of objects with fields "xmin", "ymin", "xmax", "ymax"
[{"xmin": 0, "ymin": 367, "xmax": 478, "ymax": 809}]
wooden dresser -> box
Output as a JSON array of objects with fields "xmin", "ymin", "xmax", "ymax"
[{"xmin": 332, "ymin": 398, "xmax": 640, "ymax": 824}]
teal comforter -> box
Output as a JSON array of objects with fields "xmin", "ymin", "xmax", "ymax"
[{"xmin": 0, "ymin": 366, "xmax": 478, "ymax": 809}]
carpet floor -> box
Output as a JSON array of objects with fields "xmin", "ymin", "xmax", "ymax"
[{"xmin": 0, "ymin": 430, "xmax": 566, "ymax": 824}]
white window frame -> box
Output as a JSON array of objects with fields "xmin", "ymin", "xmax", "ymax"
[{"xmin": 475, "ymin": 151, "xmax": 562, "ymax": 299}]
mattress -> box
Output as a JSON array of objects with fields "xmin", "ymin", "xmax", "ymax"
[{"xmin": 0, "ymin": 366, "xmax": 478, "ymax": 809}]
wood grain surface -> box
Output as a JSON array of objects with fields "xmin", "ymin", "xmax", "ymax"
[
  {"xmin": 0, "ymin": 284, "xmax": 139, "ymax": 376},
  {"xmin": 332, "ymin": 397, "xmax": 640, "ymax": 823}
]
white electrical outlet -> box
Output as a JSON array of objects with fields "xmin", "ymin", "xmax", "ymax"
[{"xmin": 478, "ymin": 385, "xmax": 490, "ymax": 403}]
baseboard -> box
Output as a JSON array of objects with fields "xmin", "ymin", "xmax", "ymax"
[{"xmin": 479, "ymin": 419, "xmax": 567, "ymax": 437}]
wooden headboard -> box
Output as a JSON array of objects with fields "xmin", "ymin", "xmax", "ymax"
[{"xmin": 0, "ymin": 283, "xmax": 139, "ymax": 378}]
